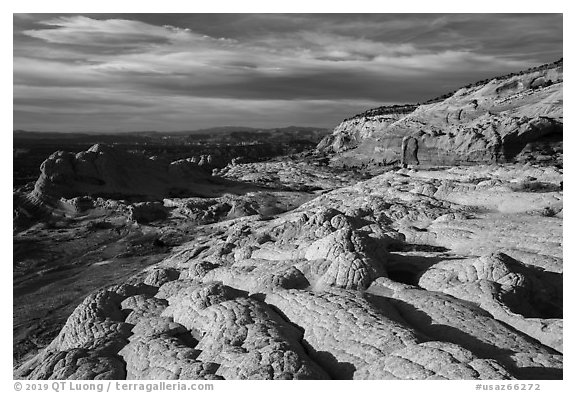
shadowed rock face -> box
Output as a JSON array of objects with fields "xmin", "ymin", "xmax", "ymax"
[
  {"xmin": 401, "ymin": 136, "xmax": 420, "ymax": 167},
  {"xmin": 15, "ymin": 159, "xmax": 562, "ymax": 380},
  {"xmin": 319, "ymin": 60, "xmax": 563, "ymax": 167},
  {"xmin": 31, "ymin": 144, "xmax": 213, "ymax": 203}
]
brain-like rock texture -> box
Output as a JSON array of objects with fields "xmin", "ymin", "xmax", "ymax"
[
  {"xmin": 22, "ymin": 349, "xmax": 126, "ymax": 380},
  {"xmin": 16, "ymin": 160, "xmax": 562, "ymax": 380},
  {"xmin": 367, "ymin": 277, "xmax": 562, "ymax": 379},
  {"xmin": 417, "ymin": 252, "xmax": 562, "ymax": 352},
  {"xmin": 355, "ymin": 341, "xmax": 513, "ymax": 380}
]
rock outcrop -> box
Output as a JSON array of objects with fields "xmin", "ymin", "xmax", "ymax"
[
  {"xmin": 318, "ymin": 60, "xmax": 563, "ymax": 167},
  {"xmin": 30, "ymin": 144, "xmax": 213, "ymax": 203},
  {"xmin": 16, "ymin": 161, "xmax": 563, "ymax": 380}
]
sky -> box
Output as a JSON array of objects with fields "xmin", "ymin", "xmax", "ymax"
[{"xmin": 13, "ymin": 13, "xmax": 563, "ymax": 132}]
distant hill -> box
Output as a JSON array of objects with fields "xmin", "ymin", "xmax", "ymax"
[
  {"xmin": 13, "ymin": 130, "xmax": 157, "ymax": 145},
  {"xmin": 185, "ymin": 126, "xmax": 330, "ymax": 144},
  {"xmin": 14, "ymin": 126, "xmax": 330, "ymax": 145}
]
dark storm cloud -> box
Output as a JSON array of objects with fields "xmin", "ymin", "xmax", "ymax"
[{"xmin": 13, "ymin": 13, "xmax": 562, "ymax": 132}]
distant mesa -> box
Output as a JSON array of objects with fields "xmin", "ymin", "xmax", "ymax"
[{"xmin": 318, "ymin": 59, "xmax": 563, "ymax": 167}]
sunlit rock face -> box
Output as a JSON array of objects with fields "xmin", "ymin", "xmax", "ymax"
[
  {"xmin": 319, "ymin": 60, "xmax": 563, "ymax": 167},
  {"xmin": 16, "ymin": 160, "xmax": 563, "ymax": 380}
]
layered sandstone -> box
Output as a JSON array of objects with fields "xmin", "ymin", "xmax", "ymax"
[{"xmin": 318, "ymin": 60, "xmax": 563, "ymax": 167}]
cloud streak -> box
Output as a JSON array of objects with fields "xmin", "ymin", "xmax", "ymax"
[{"xmin": 13, "ymin": 14, "xmax": 562, "ymax": 132}]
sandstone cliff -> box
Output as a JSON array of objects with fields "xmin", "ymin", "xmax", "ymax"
[{"xmin": 318, "ymin": 60, "xmax": 563, "ymax": 167}]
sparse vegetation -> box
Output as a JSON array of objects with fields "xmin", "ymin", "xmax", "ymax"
[
  {"xmin": 346, "ymin": 104, "xmax": 418, "ymax": 121},
  {"xmin": 509, "ymin": 180, "xmax": 562, "ymax": 193},
  {"xmin": 86, "ymin": 220, "xmax": 114, "ymax": 230}
]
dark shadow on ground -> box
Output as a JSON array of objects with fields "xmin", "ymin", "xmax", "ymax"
[{"xmin": 365, "ymin": 292, "xmax": 562, "ymax": 380}]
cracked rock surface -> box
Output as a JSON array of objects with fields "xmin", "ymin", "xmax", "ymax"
[{"xmin": 16, "ymin": 161, "xmax": 562, "ymax": 380}]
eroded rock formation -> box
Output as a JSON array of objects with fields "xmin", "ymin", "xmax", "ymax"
[
  {"xmin": 30, "ymin": 144, "xmax": 213, "ymax": 204},
  {"xmin": 318, "ymin": 60, "xmax": 563, "ymax": 167},
  {"xmin": 16, "ymin": 160, "xmax": 563, "ymax": 380}
]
